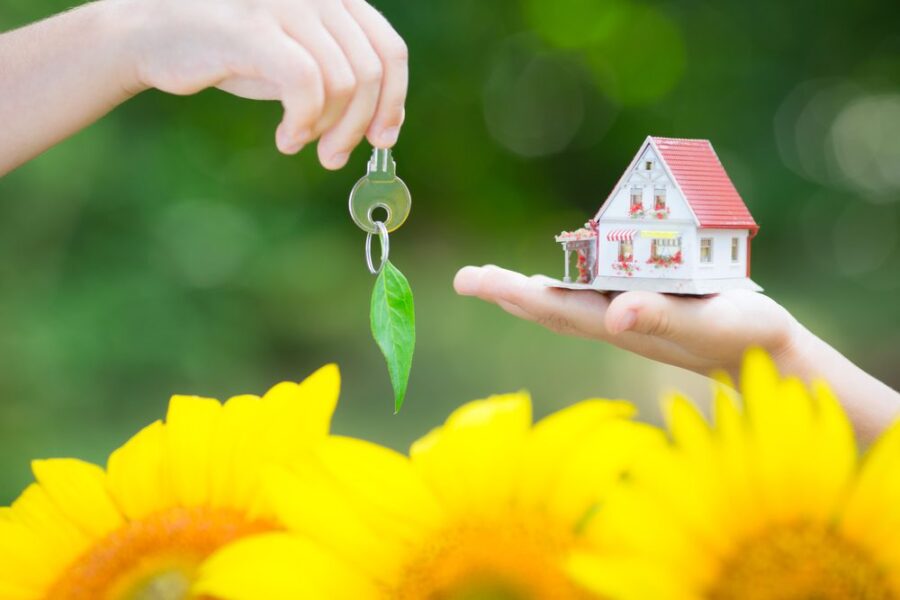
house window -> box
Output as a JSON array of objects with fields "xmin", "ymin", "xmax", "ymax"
[
  {"xmin": 731, "ymin": 237, "xmax": 739, "ymax": 262},
  {"xmin": 618, "ymin": 240, "xmax": 633, "ymax": 262},
  {"xmin": 645, "ymin": 160, "xmax": 653, "ymax": 171},
  {"xmin": 700, "ymin": 238, "xmax": 713, "ymax": 263},
  {"xmin": 630, "ymin": 188, "xmax": 643, "ymax": 216},
  {"xmin": 654, "ymin": 188, "xmax": 666, "ymax": 210},
  {"xmin": 651, "ymin": 237, "xmax": 681, "ymax": 259}
]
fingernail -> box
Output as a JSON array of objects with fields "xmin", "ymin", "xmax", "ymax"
[
  {"xmin": 379, "ymin": 126, "xmax": 400, "ymax": 147},
  {"xmin": 453, "ymin": 266, "xmax": 482, "ymax": 296},
  {"xmin": 297, "ymin": 129, "xmax": 313, "ymax": 144},
  {"xmin": 329, "ymin": 152, "xmax": 349, "ymax": 168},
  {"xmin": 614, "ymin": 309, "xmax": 638, "ymax": 334},
  {"xmin": 276, "ymin": 126, "xmax": 291, "ymax": 151}
]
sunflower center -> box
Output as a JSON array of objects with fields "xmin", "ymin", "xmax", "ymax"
[
  {"xmin": 710, "ymin": 522, "xmax": 895, "ymax": 600},
  {"xmin": 394, "ymin": 520, "xmax": 592, "ymax": 600},
  {"xmin": 45, "ymin": 506, "xmax": 276, "ymax": 600}
]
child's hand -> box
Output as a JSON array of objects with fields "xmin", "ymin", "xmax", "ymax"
[
  {"xmin": 454, "ymin": 265, "xmax": 798, "ymax": 378},
  {"xmin": 1, "ymin": 0, "xmax": 406, "ymax": 173},
  {"xmin": 125, "ymin": 0, "xmax": 407, "ymax": 168},
  {"xmin": 455, "ymin": 264, "xmax": 900, "ymax": 441}
]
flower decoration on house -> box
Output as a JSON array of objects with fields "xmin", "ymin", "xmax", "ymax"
[
  {"xmin": 612, "ymin": 260, "xmax": 639, "ymax": 277},
  {"xmin": 628, "ymin": 204, "xmax": 645, "ymax": 219},
  {"xmin": 577, "ymin": 251, "xmax": 592, "ymax": 282},
  {"xmin": 555, "ymin": 226, "xmax": 597, "ymax": 242},
  {"xmin": 569, "ymin": 349, "xmax": 900, "ymax": 599},
  {"xmin": 646, "ymin": 250, "xmax": 682, "ymax": 268},
  {"xmin": 652, "ymin": 206, "xmax": 671, "ymax": 220}
]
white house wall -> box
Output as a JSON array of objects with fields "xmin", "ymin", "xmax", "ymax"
[
  {"xmin": 596, "ymin": 144, "xmax": 695, "ymax": 223},
  {"xmin": 694, "ymin": 229, "xmax": 749, "ymax": 280},
  {"xmin": 596, "ymin": 143, "xmax": 697, "ymax": 279}
]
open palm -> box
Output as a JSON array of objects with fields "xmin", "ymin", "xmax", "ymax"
[{"xmin": 454, "ymin": 265, "xmax": 797, "ymax": 378}]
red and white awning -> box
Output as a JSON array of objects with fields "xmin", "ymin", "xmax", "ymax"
[{"xmin": 607, "ymin": 229, "xmax": 637, "ymax": 241}]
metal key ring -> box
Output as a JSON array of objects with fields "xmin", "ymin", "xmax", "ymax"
[{"xmin": 365, "ymin": 221, "xmax": 390, "ymax": 275}]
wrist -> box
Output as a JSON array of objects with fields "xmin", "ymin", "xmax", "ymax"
[
  {"xmin": 91, "ymin": 0, "xmax": 150, "ymax": 96},
  {"xmin": 769, "ymin": 317, "xmax": 820, "ymax": 382}
]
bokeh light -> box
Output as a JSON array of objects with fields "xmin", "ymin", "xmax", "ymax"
[
  {"xmin": 774, "ymin": 79, "xmax": 862, "ymax": 186},
  {"xmin": 482, "ymin": 36, "xmax": 588, "ymax": 158},
  {"xmin": 831, "ymin": 93, "xmax": 900, "ymax": 198}
]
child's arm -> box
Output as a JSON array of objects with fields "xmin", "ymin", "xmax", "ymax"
[
  {"xmin": 455, "ymin": 265, "xmax": 900, "ymax": 443},
  {"xmin": 0, "ymin": 0, "xmax": 407, "ymax": 176}
]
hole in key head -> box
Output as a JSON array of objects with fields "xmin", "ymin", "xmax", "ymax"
[{"xmin": 369, "ymin": 205, "xmax": 389, "ymax": 225}]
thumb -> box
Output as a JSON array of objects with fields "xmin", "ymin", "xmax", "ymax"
[{"xmin": 605, "ymin": 291, "xmax": 689, "ymax": 339}]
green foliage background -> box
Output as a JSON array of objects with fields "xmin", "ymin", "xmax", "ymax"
[{"xmin": 1, "ymin": 0, "xmax": 898, "ymax": 502}]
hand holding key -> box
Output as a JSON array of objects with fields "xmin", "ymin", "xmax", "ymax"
[{"xmin": 0, "ymin": 0, "xmax": 408, "ymax": 174}]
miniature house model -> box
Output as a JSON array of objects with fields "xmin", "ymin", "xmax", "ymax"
[{"xmin": 554, "ymin": 136, "xmax": 762, "ymax": 295}]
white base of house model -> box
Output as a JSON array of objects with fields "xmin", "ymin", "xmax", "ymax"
[{"xmin": 547, "ymin": 276, "xmax": 763, "ymax": 296}]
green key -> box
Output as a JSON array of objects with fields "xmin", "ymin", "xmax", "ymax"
[{"xmin": 348, "ymin": 147, "xmax": 411, "ymax": 234}]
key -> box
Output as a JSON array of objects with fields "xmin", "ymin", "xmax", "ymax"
[
  {"xmin": 347, "ymin": 147, "xmax": 416, "ymax": 414},
  {"xmin": 348, "ymin": 148, "xmax": 411, "ymax": 234}
]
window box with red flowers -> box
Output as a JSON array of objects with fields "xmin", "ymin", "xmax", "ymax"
[
  {"xmin": 646, "ymin": 250, "xmax": 683, "ymax": 269},
  {"xmin": 651, "ymin": 206, "xmax": 671, "ymax": 220},
  {"xmin": 629, "ymin": 204, "xmax": 645, "ymax": 219},
  {"xmin": 612, "ymin": 259, "xmax": 639, "ymax": 277}
]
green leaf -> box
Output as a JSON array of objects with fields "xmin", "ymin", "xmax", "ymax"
[{"xmin": 370, "ymin": 260, "xmax": 416, "ymax": 413}]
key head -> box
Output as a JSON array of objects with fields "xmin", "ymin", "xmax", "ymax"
[{"xmin": 349, "ymin": 148, "xmax": 411, "ymax": 234}]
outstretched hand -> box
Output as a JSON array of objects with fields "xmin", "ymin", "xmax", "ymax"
[{"xmin": 454, "ymin": 265, "xmax": 798, "ymax": 379}]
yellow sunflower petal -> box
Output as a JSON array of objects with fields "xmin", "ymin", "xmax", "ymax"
[
  {"xmin": 30, "ymin": 458, "xmax": 123, "ymax": 539},
  {"xmin": 165, "ymin": 395, "xmax": 223, "ymax": 508},
  {"xmin": 2, "ymin": 483, "xmax": 91, "ymax": 593},
  {"xmin": 311, "ymin": 436, "xmax": 444, "ymax": 539},
  {"xmin": 516, "ymin": 399, "xmax": 638, "ymax": 512},
  {"xmin": 262, "ymin": 364, "xmax": 340, "ymax": 441},
  {"xmin": 264, "ymin": 463, "xmax": 409, "ymax": 583},
  {"xmin": 544, "ymin": 418, "xmax": 666, "ymax": 528},
  {"xmin": 106, "ymin": 420, "xmax": 173, "ymax": 521},
  {"xmin": 9, "ymin": 483, "xmax": 90, "ymax": 557},
  {"xmin": 842, "ymin": 416, "xmax": 900, "ymax": 548},
  {"xmin": 665, "ymin": 393, "xmax": 713, "ymax": 456},
  {"xmin": 568, "ymin": 553, "xmax": 694, "ymax": 600},
  {"xmin": 410, "ymin": 393, "xmax": 532, "ymax": 514},
  {"xmin": 0, "ymin": 514, "xmax": 61, "ymax": 597},
  {"xmin": 195, "ymin": 532, "xmax": 377, "ymax": 600}
]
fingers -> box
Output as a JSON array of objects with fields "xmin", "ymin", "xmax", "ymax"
[
  {"xmin": 454, "ymin": 265, "xmax": 612, "ymax": 339},
  {"xmin": 316, "ymin": 6, "xmax": 384, "ymax": 169},
  {"xmin": 605, "ymin": 290, "xmax": 720, "ymax": 344},
  {"xmin": 281, "ymin": 22, "xmax": 357, "ymax": 138},
  {"xmin": 343, "ymin": 0, "xmax": 409, "ymax": 147},
  {"xmin": 245, "ymin": 32, "xmax": 325, "ymax": 155}
]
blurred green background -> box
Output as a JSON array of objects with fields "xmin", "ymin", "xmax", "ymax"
[{"xmin": 1, "ymin": 0, "xmax": 898, "ymax": 502}]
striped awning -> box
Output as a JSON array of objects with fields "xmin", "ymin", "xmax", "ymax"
[{"xmin": 607, "ymin": 229, "xmax": 637, "ymax": 241}]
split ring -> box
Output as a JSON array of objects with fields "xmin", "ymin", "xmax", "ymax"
[{"xmin": 365, "ymin": 221, "xmax": 390, "ymax": 275}]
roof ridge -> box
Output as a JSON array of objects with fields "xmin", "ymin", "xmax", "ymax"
[{"xmin": 650, "ymin": 136, "xmax": 712, "ymax": 144}]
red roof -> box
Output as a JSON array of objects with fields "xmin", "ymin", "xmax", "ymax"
[{"xmin": 651, "ymin": 137, "xmax": 758, "ymax": 233}]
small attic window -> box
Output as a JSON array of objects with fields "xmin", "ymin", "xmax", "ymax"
[{"xmin": 644, "ymin": 160, "xmax": 654, "ymax": 170}]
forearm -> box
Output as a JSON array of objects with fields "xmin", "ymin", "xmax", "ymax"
[
  {"xmin": 0, "ymin": 1, "xmax": 143, "ymax": 175},
  {"xmin": 778, "ymin": 322, "xmax": 900, "ymax": 444}
]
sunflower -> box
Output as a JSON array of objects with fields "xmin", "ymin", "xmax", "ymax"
[
  {"xmin": 195, "ymin": 392, "xmax": 665, "ymax": 599},
  {"xmin": 0, "ymin": 365, "xmax": 340, "ymax": 600},
  {"xmin": 569, "ymin": 348, "xmax": 900, "ymax": 599}
]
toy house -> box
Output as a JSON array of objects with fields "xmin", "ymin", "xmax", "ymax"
[{"xmin": 554, "ymin": 136, "xmax": 762, "ymax": 295}]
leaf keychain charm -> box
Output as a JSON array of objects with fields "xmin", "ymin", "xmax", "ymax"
[{"xmin": 349, "ymin": 148, "xmax": 415, "ymax": 413}]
